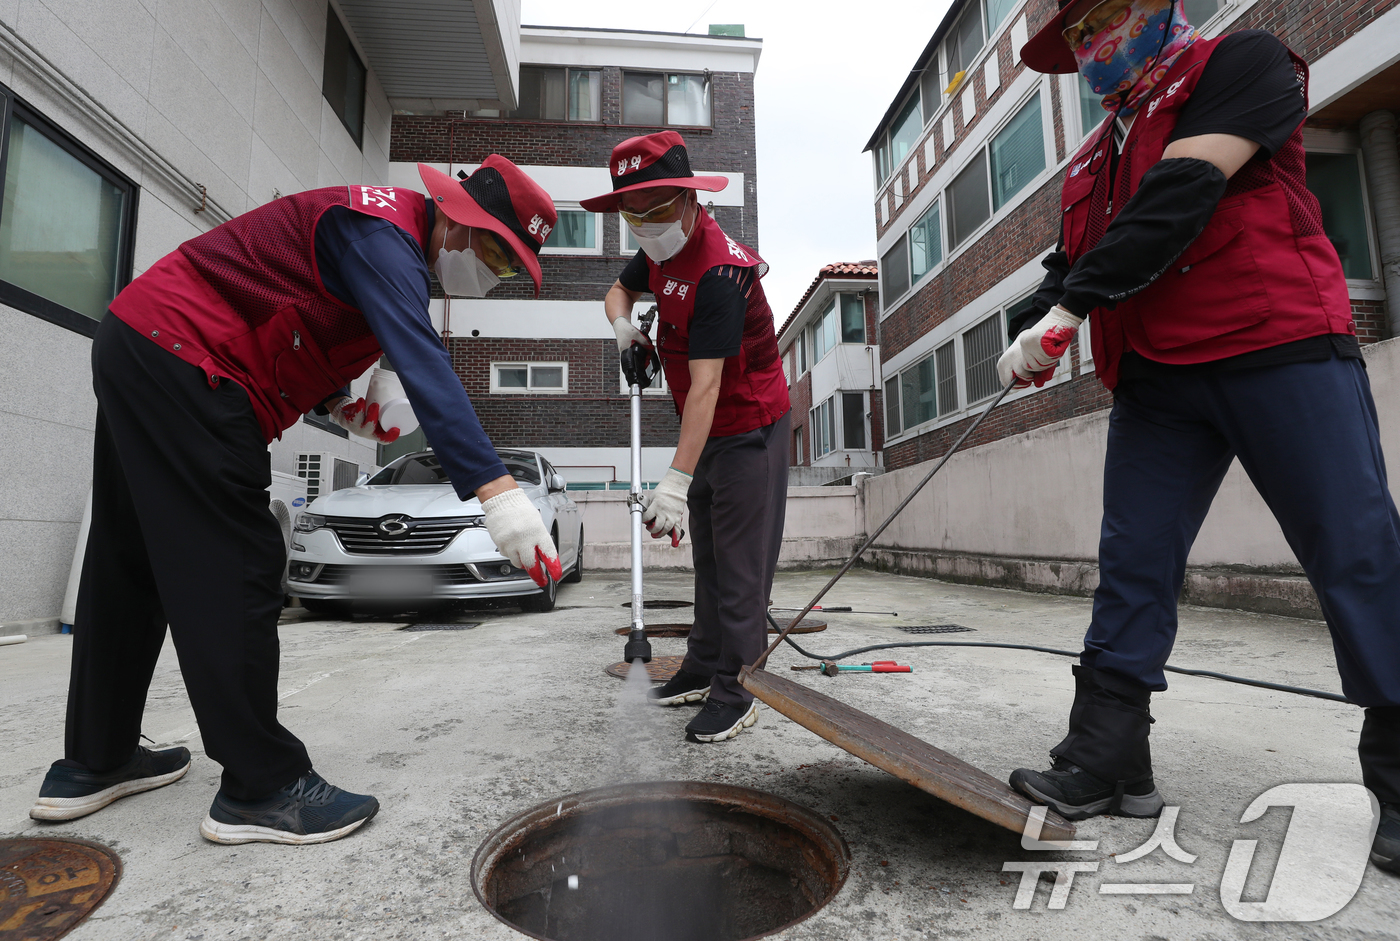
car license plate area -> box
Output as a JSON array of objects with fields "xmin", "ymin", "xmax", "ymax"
[{"xmin": 346, "ymin": 566, "xmax": 437, "ymax": 598}]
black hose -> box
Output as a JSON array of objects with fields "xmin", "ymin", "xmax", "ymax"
[{"xmin": 764, "ymin": 613, "xmax": 1350, "ymax": 704}]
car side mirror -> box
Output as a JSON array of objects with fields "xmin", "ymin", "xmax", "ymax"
[
  {"xmin": 356, "ymin": 472, "xmax": 370, "ymax": 487},
  {"xmin": 549, "ymin": 473, "xmax": 567, "ymax": 492}
]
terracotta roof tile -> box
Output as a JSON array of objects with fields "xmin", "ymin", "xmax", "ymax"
[{"xmin": 777, "ymin": 261, "xmax": 878, "ymax": 341}]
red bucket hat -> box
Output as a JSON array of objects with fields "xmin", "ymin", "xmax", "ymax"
[
  {"xmin": 418, "ymin": 156, "xmax": 557, "ymax": 295},
  {"xmin": 580, "ymin": 131, "xmax": 728, "ymax": 213},
  {"xmin": 1022, "ymin": 0, "xmax": 1094, "ymax": 74}
]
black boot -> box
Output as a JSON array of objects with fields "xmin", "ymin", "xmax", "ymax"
[
  {"xmin": 1359, "ymin": 706, "xmax": 1400, "ymax": 873},
  {"xmin": 1010, "ymin": 664, "xmax": 1164, "ymax": 820}
]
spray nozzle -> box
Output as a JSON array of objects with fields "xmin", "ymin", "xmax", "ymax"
[{"xmin": 624, "ymin": 629, "xmax": 653, "ymax": 664}]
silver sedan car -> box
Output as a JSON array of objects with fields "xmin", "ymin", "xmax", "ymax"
[{"xmin": 287, "ymin": 449, "xmax": 583, "ymax": 614}]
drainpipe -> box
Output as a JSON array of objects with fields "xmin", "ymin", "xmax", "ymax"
[{"xmin": 1360, "ymin": 110, "xmax": 1400, "ymax": 338}]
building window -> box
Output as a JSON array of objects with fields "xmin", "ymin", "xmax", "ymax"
[
  {"xmin": 622, "ymin": 72, "xmax": 712, "ymax": 127},
  {"xmin": 881, "ymin": 233, "xmax": 911, "ymax": 305},
  {"xmin": 811, "ymin": 298, "xmax": 842, "ymax": 363},
  {"xmin": 963, "ymin": 313, "xmax": 1004, "ymax": 402},
  {"xmin": 842, "ymin": 392, "xmax": 867, "ymax": 450},
  {"xmin": 303, "ymin": 412, "xmax": 349, "ymax": 439},
  {"xmin": 1305, "ymin": 152, "xmax": 1376, "ymax": 281},
  {"xmin": 909, "ymin": 200, "xmax": 942, "ymax": 282},
  {"xmin": 884, "ymin": 375, "xmax": 902, "ymax": 437},
  {"xmin": 322, "ymin": 6, "xmax": 366, "ymax": 148},
  {"xmin": 513, "ymin": 67, "xmax": 602, "ymax": 121},
  {"xmin": 944, "ymin": 3, "xmax": 986, "ymax": 94},
  {"xmin": 901, "ymin": 353, "xmax": 937, "ymax": 430},
  {"xmin": 0, "ymin": 87, "xmax": 137, "ymax": 336},
  {"xmin": 492, "ymin": 362, "xmax": 569, "ymax": 393},
  {"xmin": 990, "ymin": 92, "xmax": 1045, "ymax": 210},
  {"xmin": 1183, "ymin": 0, "xmax": 1225, "ymax": 27},
  {"xmin": 985, "ymin": 0, "xmax": 1020, "ymax": 33},
  {"xmin": 542, "ymin": 208, "xmax": 599, "ymax": 254},
  {"xmin": 877, "ymin": 93, "xmax": 923, "ymax": 186},
  {"xmin": 947, "ymin": 150, "xmax": 990, "ymax": 249},
  {"xmin": 935, "ymin": 341, "xmax": 958, "ymax": 414},
  {"xmin": 811, "ymin": 396, "xmax": 837, "ymax": 458},
  {"xmin": 840, "ymin": 293, "xmax": 866, "ymax": 343},
  {"xmin": 1069, "ymin": 72, "xmax": 1107, "ymax": 143},
  {"xmin": 794, "ymin": 425, "xmax": 805, "ymax": 465}
]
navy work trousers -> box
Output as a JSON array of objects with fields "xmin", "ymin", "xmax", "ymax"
[
  {"xmin": 66, "ymin": 315, "xmax": 312, "ymax": 800},
  {"xmin": 684, "ymin": 412, "xmax": 791, "ymax": 707},
  {"xmin": 1087, "ymin": 356, "xmax": 1400, "ymax": 705}
]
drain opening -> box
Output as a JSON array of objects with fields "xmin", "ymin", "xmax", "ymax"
[
  {"xmin": 399, "ymin": 622, "xmax": 481, "ymax": 631},
  {"xmin": 621, "ymin": 600, "xmax": 694, "ymax": 609},
  {"xmin": 472, "ymin": 782, "xmax": 849, "ymax": 941},
  {"xmin": 892, "ymin": 624, "xmax": 975, "ymax": 634}
]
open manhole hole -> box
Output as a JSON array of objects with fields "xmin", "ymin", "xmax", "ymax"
[
  {"xmin": 892, "ymin": 624, "xmax": 975, "ymax": 634},
  {"xmin": 0, "ymin": 837, "xmax": 122, "ymax": 940},
  {"xmin": 399, "ymin": 622, "xmax": 481, "ymax": 631},
  {"xmin": 472, "ymin": 781, "xmax": 849, "ymax": 941},
  {"xmin": 621, "ymin": 600, "xmax": 694, "ymax": 610},
  {"xmin": 614, "ymin": 618, "xmax": 826, "ymax": 638}
]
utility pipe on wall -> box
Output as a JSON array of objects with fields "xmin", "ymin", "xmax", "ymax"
[{"xmin": 1360, "ymin": 110, "xmax": 1400, "ymax": 338}]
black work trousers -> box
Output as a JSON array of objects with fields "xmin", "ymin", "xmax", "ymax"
[
  {"xmin": 66, "ymin": 315, "xmax": 311, "ymax": 800},
  {"xmin": 683, "ymin": 412, "xmax": 790, "ymax": 706}
]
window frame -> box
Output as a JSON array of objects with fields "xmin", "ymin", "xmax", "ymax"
[
  {"xmin": 540, "ymin": 204, "xmax": 603, "ymax": 256},
  {"xmin": 621, "ymin": 70, "xmax": 714, "ymax": 128},
  {"xmin": 502, "ymin": 65, "xmax": 605, "ymax": 123},
  {"xmin": 1303, "ymin": 140, "xmax": 1384, "ymax": 289},
  {"xmin": 841, "ymin": 391, "xmax": 868, "ymax": 451},
  {"xmin": 0, "ymin": 85, "xmax": 139, "ymax": 338},
  {"xmin": 491, "ymin": 361, "xmax": 570, "ymax": 394},
  {"xmin": 322, "ymin": 5, "xmax": 366, "ymax": 149},
  {"xmin": 810, "ymin": 395, "xmax": 838, "ymax": 459}
]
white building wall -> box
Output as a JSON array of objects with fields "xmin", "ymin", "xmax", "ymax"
[{"xmin": 0, "ymin": 0, "xmax": 395, "ymax": 626}]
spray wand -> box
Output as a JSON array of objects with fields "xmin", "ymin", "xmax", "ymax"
[{"xmin": 622, "ymin": 306, "xmax": 663, "ymax": 664}]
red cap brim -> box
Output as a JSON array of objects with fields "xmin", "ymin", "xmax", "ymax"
[
  {"xmin": 1021, "ymin": 10, "xmax": 1081, "ymax": 74},
  {"xmin": 579, "ymin": 175, "xmax": 729, "ymax": 213},
  {"xmin": 417, "ymin": 163, "xmax": 543, "ymax": 296}
]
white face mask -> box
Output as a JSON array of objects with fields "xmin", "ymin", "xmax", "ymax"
[
  {"xmin": 626, "ymin": 197, "xmax": 693, "ymax": 262},
  {"xmin": 434, "ymin": 246, "xmax": 500, "ymax": 298}
]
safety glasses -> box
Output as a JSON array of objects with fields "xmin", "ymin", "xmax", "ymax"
[
  {"xmin": 478, "ymin": 231, "xmax": 525, "ymax": 279},
  {"xmin": 1061, "ymin": 0, "xmax": 1134, "ymax": 50},
  {"xmin": 618, "ymin": 190, "xmax": 688, "ymax": 227}
]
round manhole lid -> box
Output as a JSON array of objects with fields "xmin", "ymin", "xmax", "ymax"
[
  {"xmin": 0, "ymin": 838, "xmax": 121, "ymax": 941},
  {"xmin": 472, "ymin": 781, "xmax": 850, "ymax": 941},
  {"xmin": 621, "ymin": 600, "xmax": 694, "ymax": 609},
  {"xmin": 604, "ymin": 655, "xmax": 686, "ymax": 682}
]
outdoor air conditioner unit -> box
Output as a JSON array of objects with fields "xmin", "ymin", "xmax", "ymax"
[{"xmin": 296, "ymin": 452, "xmax": 359, "ymax": 501}]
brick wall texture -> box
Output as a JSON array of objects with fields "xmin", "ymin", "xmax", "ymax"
[
  {"xmin": 393, "ymin": 63, "xmax": 758, "ymax": 452},
  {"xmin": 876, "ymin": 0, "xmax": 1399, "ymax": 472}
]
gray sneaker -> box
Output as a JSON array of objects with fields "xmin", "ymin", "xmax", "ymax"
[
  {"xmin": 200, "ymin": 771, "xmax": 378, "ymax": 845},
  {"xmin": 30, "ymin": 746, "xmax": 191, "ymax": 821}
]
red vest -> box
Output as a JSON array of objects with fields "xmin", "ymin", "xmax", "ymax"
[
  {"xmin": 109, "ymin": 186, "xmax": 430, "ymax": 442},
  {"xmin": 648, "ymin": 212, "xmax": 791, "ymax": 436},
  {"xmin": 1063, "ymin": 36, "xmax": 1353, "ymax": 390}
]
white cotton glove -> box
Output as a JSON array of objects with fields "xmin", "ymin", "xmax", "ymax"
[
  {"xmin": 613, "ymin": 317, "xmax": 651, "ymax": 352},
  {"xmin": 641, "ymin": 467, "xmax": 691, "ymax": 547},
  {"xmin": 480, "ymin": 488, "xmax": 562, "ymax": 587},
  {"xmin": 364, "ymin": 367, "xmax": 419, "ymax": 436},
  {"xmin": 996, "ymin": 305, "xmax": 1083, "ymax": 390},
  {"xmin": 327, "ymin": 396, "xmax": 401, "ymax": 443}
]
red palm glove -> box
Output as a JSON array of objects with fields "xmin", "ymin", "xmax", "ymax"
[
  {"xmin": 996, "ymin": 306, "xmax": 1083, "ymax": 389},
  {"xmin": 328, "ymin": 396, "xmax": 401, "ymax": 443}
]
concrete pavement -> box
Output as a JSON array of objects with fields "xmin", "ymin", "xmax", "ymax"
[{"xmin": 1, "ymin": 568, "xmax": 1396, "ymax": 940}]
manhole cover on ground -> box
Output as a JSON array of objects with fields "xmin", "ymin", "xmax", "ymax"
[
  {"xmin": 613, "ymin": 618, "xmax": 827, "ymax": 638},
  {"xmin": 621, "ymin": 600, "xmax": 694, "ymax": 609},
  {"xmin": 893, "ymin": 625, "xmax": 975, "ymax": 634},
  {"xmin": 399, "ymin": 623, "xmax": 482, "ymax": 631},
  {"xmin": 0, "ymin": 838, "xmax": 121, "ymax": 941},
  {"xmin": 472, "ymin": 781, "xmax": 849, "ymax": 941},
  {"xmin": 604, "ymin": 655, "xmax": 686, "ymax": 682}
]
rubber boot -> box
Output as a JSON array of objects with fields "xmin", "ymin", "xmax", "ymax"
[
  {"xmin": 1009, "ymin": 664, "xmax": 1164, "ymax": 820},
  {"xmin": 1359, "ymin": 706, "xmax": 1400, "ymax": 873}
]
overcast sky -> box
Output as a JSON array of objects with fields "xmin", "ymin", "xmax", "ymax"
[{"xmin": 521, "ymin": 0, "xmax": 956, "ymax": 321}]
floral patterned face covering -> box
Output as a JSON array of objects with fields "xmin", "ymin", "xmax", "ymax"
[{"xmin": 1069, "ymin": 0, "xmax": 1197, "ymax": 119}]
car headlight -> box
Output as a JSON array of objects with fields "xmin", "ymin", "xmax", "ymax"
[{"xmin": 294, "ymin": 513, "xmax": 326, "ymax": 533}]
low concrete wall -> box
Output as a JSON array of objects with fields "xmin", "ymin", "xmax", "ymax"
[
  {"xmin": 578, "ymin": 486, "xmax": 861, "ymax": 571},
  {"xmin": 860, "ymin": 337, "xmax": 1400, "ymax": 618}
]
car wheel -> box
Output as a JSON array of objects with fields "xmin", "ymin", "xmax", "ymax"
[
  {"xmin": 520, "ymin": 528, "xmax": 561, "ymax": 613},
  {"xmin": 563, "ymin": 525, "xmax": 584, "ymax": 583}
]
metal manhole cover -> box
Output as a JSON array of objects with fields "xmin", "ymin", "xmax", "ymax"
[
  {"xmin": 604, "ymin": 655, "xmax": 686, "ymax": 682},
  {"xmin": 621, "ymin": 600, "xmax": 694, "ymax": 609},
  {"xmin": 399, "ymin": 623, "xmax": 481, "ymax": 631},
  {"xmin": 0, "ymin": 838, "xmax": 121, "ymax": 941},
  {"xmin": 893, "ymin": 625, "xmax": 975, "ymax": 634},
  {"xmin": 613, "ymin": 623, "xmax": 694, "ymax": 638}
]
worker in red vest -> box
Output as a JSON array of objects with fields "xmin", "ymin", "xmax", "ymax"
[
  {"xmin": 28, "ymin": 158, "xmax": 564, "ymax": 846},
  {"xmin": 586, "ymin": 131, "xmax": 791, "ymax": 743},
  {"xmin": 1001, "ymin": 0, "xmax": 1399, "ymax": 871}
]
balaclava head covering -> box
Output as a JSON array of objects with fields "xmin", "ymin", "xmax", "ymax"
[{"xmin": 1072, "ymin": 0, "xmax": 1197, "ymax": 119}]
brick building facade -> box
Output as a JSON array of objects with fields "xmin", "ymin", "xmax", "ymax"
[
  {"xmin": 383, "ymin": 26, "xmax": 763, "ymax": 486},
  {"xmin": 868, "ymin": 0, "xmax": 1400, "ymax": 471}
]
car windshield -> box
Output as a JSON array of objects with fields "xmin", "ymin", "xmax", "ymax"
[{"xmin": 366, "ymin": 452, "xmax": 541, "ymax": 487}]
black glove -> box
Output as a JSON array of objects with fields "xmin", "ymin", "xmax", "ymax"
[{"xmin": 621, "ymin": 341, "xmax": 661, "ymax": 391}]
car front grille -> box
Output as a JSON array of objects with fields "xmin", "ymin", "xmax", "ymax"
[
  {"xmin": 325, "ymin": 516, "xmax": 482, "ymax": 555},
  {"xmin": 314, "ymin": 563, "xmax": 480, "ymax": 586}
]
